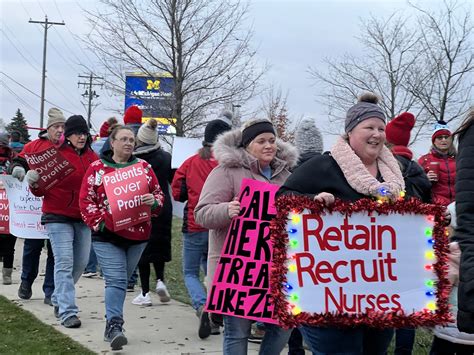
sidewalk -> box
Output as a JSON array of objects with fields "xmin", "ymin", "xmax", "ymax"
[{"xmin": 0, "ymin": 239, "xmax": 262, "ymax": 354}]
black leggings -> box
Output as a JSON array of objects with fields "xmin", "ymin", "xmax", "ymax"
[
  {"xmin": 138, "ymin": 260, "xmax": 165, "ymax": 295},
  {"xmin": 1, "ymin": 234, "xmax": 17, "ymax": 268}
]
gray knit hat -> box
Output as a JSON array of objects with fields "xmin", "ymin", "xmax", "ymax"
[
  {"xmin": 295, "ymin": 118, "xmax": 323, "ymax": 154},
  {"xmin": 345, "ymin": 93, "xmax": 386, "ymax": 133},
  {"xmin": 0, "ymin": 132, "xmax": 9, "ymax": 146},
  {"xmin": 47, "ymin": 108, "xmax": 66, "ymax": 128},
  {"xmin": 137, "ymin": 119, "xmax": 158, "ymax": 145}
]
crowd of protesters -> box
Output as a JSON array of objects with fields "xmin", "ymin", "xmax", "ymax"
[{"xmin": 1, "ymin": 98, "xmax": 473, "ymax": 354}]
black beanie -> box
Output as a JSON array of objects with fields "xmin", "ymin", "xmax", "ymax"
[
  {"xmin": 241, "ymin": 120, "xmax": 275, "ymax": 147},
  {"xmin": 203, "ymin": 119, "xmax": 231, "ymax": 145},
  {"xmin": 65, "ymin": 115, "xmax": 89, "ymax": 137}
]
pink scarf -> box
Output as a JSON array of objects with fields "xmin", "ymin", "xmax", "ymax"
[{"xmin": 331, "ymin": 137, "xmax": 405, "ymax": 199}]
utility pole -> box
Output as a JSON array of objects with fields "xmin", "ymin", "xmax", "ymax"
[
  {"xmin": 29, "ymin": 15, "xmax": 65, "ymax": 128},
  {"xmin": 78, "ymin": 73, "xmax": 104, "ymax": 128}
]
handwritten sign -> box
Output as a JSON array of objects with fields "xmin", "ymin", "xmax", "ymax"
[
  {"xmin": 103, "ymin": 164, "xmax": 151, "ymax": 231},
  {"xmin": 0, "ymin": 185, "xmax": 9, "ymax": 234},
  {"xmin": 0, "ymin": 176, "xmax": 47, "ymax": 239},
  {"xmin": 25, "ymin": 147, "xmax": 76, "ymax": 190},
  {"xmin": 271, "ymin": 196, "xmax": 451, "ymax": 328},
  {"xmin": 206, "ymin": 178, "xmax": 280, "ymax": 323}
]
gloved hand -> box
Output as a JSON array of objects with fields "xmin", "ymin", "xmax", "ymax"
[
  {"xmin": 11, "ymin": 166, "xmax": 26, "ymax": 182},
  {"xmin": 25, "ymin": 170, "xmax": 40, "ymax": 188}
]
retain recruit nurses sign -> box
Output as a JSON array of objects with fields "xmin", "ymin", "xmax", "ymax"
[{"xmin": 271, "ymin": 196, "xmax": 451, "ymax": 328}]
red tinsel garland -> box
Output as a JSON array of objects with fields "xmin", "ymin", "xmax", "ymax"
[{"xmin": 270, "ymin": 195, "xmax": 451, "ymax": 329}]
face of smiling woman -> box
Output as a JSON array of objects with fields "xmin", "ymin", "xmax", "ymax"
[
  {"xmin": 347, "ymin": 117, "xmax": 386, "ymax": 165},
  {"xmin": 246, "ymin": 132, "xmax": 277, "ymax": 168}
]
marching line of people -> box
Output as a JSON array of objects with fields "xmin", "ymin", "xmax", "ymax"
[{"xmin": 1, "ymin": 99, "xmax": 473, "ymax": 354}]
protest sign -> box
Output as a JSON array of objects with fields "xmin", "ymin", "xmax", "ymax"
[
  {"xmin": 171, "ymin": 137, "xmax": 202, "ymax": 169},
  {"xmin": 0, "ymin": 176, "xmax": 47, "ymax": 239},
  {"xmin": 206, "ymin": 178, "xmax": 280, "ymax": 324},
  {"xmin": 271, "ymin": 195, "xmax": 451, "ymax": 328},
  {"xmin": 0, "ymin": 185, "xmax": 9, "ymax": 234},
  {"xmin": 102, "ymin": 163, "xmax": 151, "ymax": 231},
  {"xmin": 25, "ymin": 146, "xmax": 76, "ymax": 191}
]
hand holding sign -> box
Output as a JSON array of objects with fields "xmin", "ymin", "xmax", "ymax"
[
  {"xmin": 314, "ymin": 192, "xmax": 335, "ymax": 206},
  {"xmin": 228, "ymin": 198, "xmax": 241, "ymax": 218},
  {"xmin": 141, "ymin": 193, "xmax": 155, "ymax": 206}
]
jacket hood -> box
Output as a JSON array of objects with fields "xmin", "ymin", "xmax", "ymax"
[
  {"xmin": 133, "ymin": 142, "xmax": 161, "ymax": 156},
  {"xmin": 212, "ymin": 129, "xmax": 299, "ymax": 171}
]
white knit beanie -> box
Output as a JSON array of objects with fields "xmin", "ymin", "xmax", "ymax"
[
  {"xmin": 47, "ymin": 108, "xmax": 66, "ymax": 128},
  {"xmin": 137, "ymin": 119, "xmax": 158, "ymax": 145},
  {"xmin": 295, "ymin": 118, "xmax": 324, "ymax": 154}
]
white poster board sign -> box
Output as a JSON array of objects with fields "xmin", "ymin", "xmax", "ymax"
[
  {"xmin": 171, "ymin": 137, "xmax": 202, "ymax": 169},
  {"xmin": 286, "ymin": 211, "xmax": 436, "ymax": 315},
  {"xmin": 0, "ymin": 176, "xmax": 47, "ymax": 239}
]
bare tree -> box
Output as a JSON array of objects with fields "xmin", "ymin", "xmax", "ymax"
[
  {"xmin": 84, "ymin": 0, "xmax": 264, "ymax": 136},
  {"xmin": 407, "ymin": 0, "xmax": 473, "ymax": 126},
  {"xmin": 260, "ymin": 85, "xmax": 295, "ymax": 143},
  {"xmin": 310, "ymin": 1, "xmax": 473, "ymax": 140}
]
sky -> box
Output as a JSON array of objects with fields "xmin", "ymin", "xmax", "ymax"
[{"xmin": 0, "ymin": 0, "xmax": 456, "ymax": 155}]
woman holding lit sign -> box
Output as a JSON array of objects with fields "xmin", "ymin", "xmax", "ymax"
[
  {"xmin": 195, "ymin": 118, "xmax": 298, "ymax": 355},
  {"xmin": 279, "ymin": 93, "xmax": 406, "ymax": 354},
  {"xmin": 79, "ymin": 125, "xmax": 164, "ymax": 351}
]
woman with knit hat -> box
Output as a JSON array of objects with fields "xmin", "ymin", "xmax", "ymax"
[
  {"xmin": 278, "ymin": 93, "xmax": 412, "ymax": 354},
  {"xmin": 171, "ymin": 119, "xmax": 231, "ymax": 339},
  {"xmin": 91, "ymin": 116, "xmax": 119, "ymax": 155},
  {"xmin": 418, "ymin": 121, "xmax": 456, "ymax": 206},
  {"xmin": 23, "ymin": 115, "xmax": 98, "ymax": 328},
  {"xmin": 131, "ymin": 119, "xmax": 174, "ymax": 306},
  {"xmin": 195, "ymin": 118, "xmax": 297, "ymax": 354}
]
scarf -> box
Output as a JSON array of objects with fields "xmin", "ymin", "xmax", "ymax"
[{"xmin": 331, "ymin": 137, "xmax": 405, "ymax": 199}]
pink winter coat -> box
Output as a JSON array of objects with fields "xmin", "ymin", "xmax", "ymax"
[{"xmin": 194, "ymin": 129, "xmax": 298, "ymax": 286}]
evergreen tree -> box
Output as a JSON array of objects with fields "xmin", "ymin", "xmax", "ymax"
[{"xmin": 6, "ymin": 109, "xmax": 30, "ymax": 142}]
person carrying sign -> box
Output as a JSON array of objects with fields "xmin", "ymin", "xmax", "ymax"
[
  {"xmin": 195, "ymin": 118, "xmax": 298, "ymax": 355},
  {"xmin": 0, "ymin": 132, "xmax": 17, "ymax": 285},
  {"xmin": 23, "ymin": 115, "xmax": 98, "ymax": 328},
  {"xmin": 278, "ymin": 93, "xmax": 407, "ymax": 354},
  {"xmin": 79, "ymin": 125, "xmax": 164, "ymax": 351},
  {"xmin": 171, "ymin": 119, "xmax": 231, "ymax": 339},
  {"xmin": 9, "ymin": 108, "xmax": 65, "ymax": 307}
]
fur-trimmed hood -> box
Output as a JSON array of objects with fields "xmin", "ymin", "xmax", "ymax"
[{"xmin": 212, "ymin": 128, "xmax": 299, "ymax": 173}]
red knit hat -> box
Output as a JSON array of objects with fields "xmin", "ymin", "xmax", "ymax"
[
  {"xmin": 99, "ymin": 122, "xmax": 110, "ymax": 138},
  {"xmin": 386, "ymin": 112, "xmax": 415, "ymax": 147},
  {"xmin": 431, "ymin": 120, "xmax": 451, "ymax": 143},
  {"xmin": 123, "ymin": 105, "xmax": 143, "ymax": 125}
]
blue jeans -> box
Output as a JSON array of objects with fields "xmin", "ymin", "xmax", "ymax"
[
  {"xmin": 223, "ymin": 316, "xmax": 291, "ymax": 355},
  {"xmin": 84, "ymin": 246, "xmax": 98, "ymax": 273},
  {"xmin": 182, "ymin": 231, "xmax": 208, "ymax": 310},
  {"xmin": 93, "ymin": 241, "xmax": 146, "ymax": 320},
  {"xmin": 21, "ymin": 238, "xmax": 55, "ymax": 298},
  {"xmin": 47, "ymin": 222, "xmax": 91, "ymax": 321},
  {"xmin": 300, "ymin": 326, "xmax": 394, "ymax": 355}
]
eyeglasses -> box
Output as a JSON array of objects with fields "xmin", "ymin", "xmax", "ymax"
[
  {"xmin": 435, "ymin": 135, "xmax": 451, "ymax": 140},
  {"xmin": 114, "ymin": 137, "xmax": 135, "ymax": 144}
]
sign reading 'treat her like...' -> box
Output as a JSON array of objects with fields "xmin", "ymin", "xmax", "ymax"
[{"xmin": 102, "ymin": 164, "xmax": 151, "ymax": 231}]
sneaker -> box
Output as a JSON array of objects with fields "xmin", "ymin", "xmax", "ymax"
[
  {"xmin": 104, "ymin": 317, "xmax": 128, "ymax": 351},
  {"xmin": 248, "ymin": 323, "xmax": 265, "ymax": 344},
  {"xmin": 126, "ymin": 285, "xmax": 135, "ymax": 292},
  {"xmin": 197, "ymin": 306, "xmax": 211, "ymax": 339},
  {"xmin": 132, "ymin": 292, "xmax": 152, "ymax": 306},
  {"xmin": 82, "ymin": 271, "xmax": 98, "ymax": 278},
  {"xmin": 62, "ymin": 315, "xmax": 81, "ymax": 328},
  {"xmin": 210, "ymin": 324, "xmax": 220, "ymax": 335},
  {"xmin": 54, "ymin": 306, "xmax": 60, "ymax": 319},
  {"xmin": 43, "ymin": 297, "xmax": 53, "ymax": 306},
  {"xmin": 18, "ymin": 281, "xmax": 32, "ymax": 300},
  {"xmin": 155, "ymin": 280, "xmax": 170, "ymax": 303}
]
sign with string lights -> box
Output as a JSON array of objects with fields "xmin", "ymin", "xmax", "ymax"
[{"xmin": 271, "ymin": 194, "xmax": 452, "ymax": 328}]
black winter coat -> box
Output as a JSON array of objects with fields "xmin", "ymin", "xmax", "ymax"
[
  {"xmin": 134, "ymin": 143, "xmax": 174, "ymax": 263},
  {"xmin": 456, "ymin": 123, "xmax": 474, "ymax": 333},
  {"xmin": 396, "ymin": 156, "xmax": 432, "ymax": 203}
]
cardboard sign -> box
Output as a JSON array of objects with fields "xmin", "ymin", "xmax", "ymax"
[
  {"xmin": 206, "ymin": 178, "xmax": 280, "ymax": 324},
  {"xmin": 0, "ymin": 176, "xmax": 47, "ymax": 239},
  {"xmin": 271, "ymin": 196, "xmax": 451, "ymax": 328},
  {"xmin": 171, "ymin": 137, "xmax": 202, "ymax": 169},
  {"xmin": 0, "ymin": 186, "xmax": 9, "ymax": 234},
  {"xmin": 25, "ymin": 146, "xmax": 76, "ymax": 191},
  {"xmin": 102, "ymin": 164, "xmax": 151, "ymax": 231}
]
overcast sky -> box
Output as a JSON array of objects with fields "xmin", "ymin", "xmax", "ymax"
[{"xmin": 0, "ymin": 0, "xmax": 451, "ymax": 154}]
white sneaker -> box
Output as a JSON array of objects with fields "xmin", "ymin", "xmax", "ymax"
[
  {"xmin": 132, "ymin": 292, "xmax": 152, "ymax": 306},
  {"xmin": 155, "ymin": 280, "xmax": 171, "ymax": 303}
]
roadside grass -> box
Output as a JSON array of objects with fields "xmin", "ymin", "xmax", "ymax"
[{"xmin": 0, "ymin": 295, "xmax": 95, "ymax": 355}]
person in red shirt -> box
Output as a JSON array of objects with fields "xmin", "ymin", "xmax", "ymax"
[{"xmin": 418, "ymin": 121, "xmax": 456, "ymax": 206}]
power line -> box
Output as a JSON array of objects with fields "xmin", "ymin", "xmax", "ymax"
[
  {"xmin": 0, "ymin": 29, "xmax": 41, "ymax": 73},
  {"xmin": 1, "ymin": 80, "xmax": 40, "ymax": 114}
]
